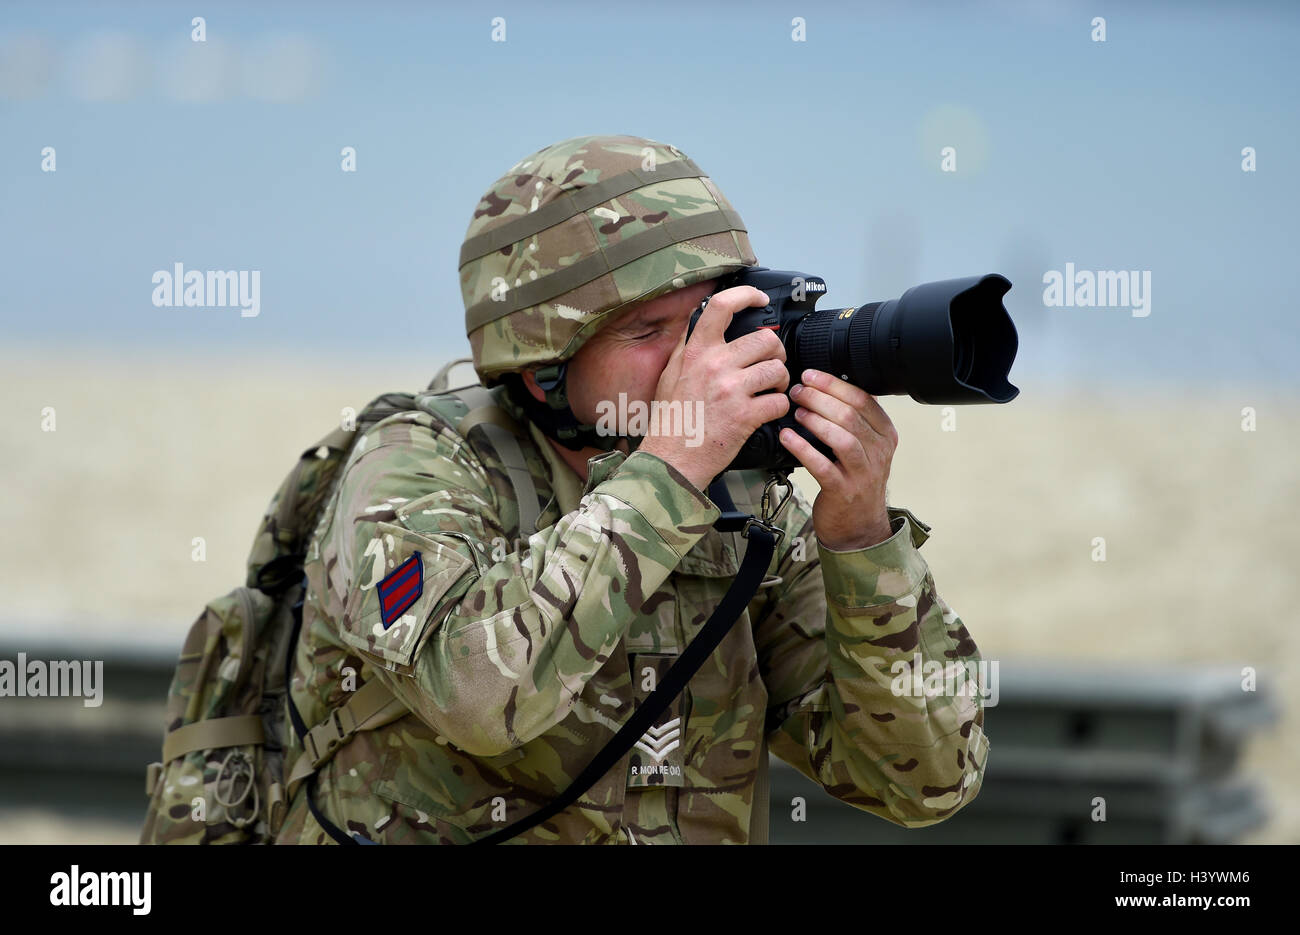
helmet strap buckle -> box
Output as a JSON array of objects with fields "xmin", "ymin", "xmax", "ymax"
[{"xmin": 534, "ymin": 363, "xmax": 567, "ymax": 393}]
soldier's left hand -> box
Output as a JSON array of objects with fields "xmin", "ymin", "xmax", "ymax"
[{"xmin": 778, "ymin": 368, "xmax": 896, "ymax": 550}]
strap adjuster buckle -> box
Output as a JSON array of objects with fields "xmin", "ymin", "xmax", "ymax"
[
  {"xmin": 328, "ymin": 707, "xmax": 348, "ymax": 743},
  {"xmin": 305, "ymin": 708, "xmax": 349, "ymax": 768},
  {"xmin": 741, "ymin": 517, "xmax": 785, "ymax": 546}
]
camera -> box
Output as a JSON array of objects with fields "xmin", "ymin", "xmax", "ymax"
[{"xmin": 688, "ymin": 267, "xmax": 1020, "ymax": 472}]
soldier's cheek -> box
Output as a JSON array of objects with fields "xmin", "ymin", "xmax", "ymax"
[
  {"xmin": 627, "ymin": 340, "xmax": 677, "ymax": 398},
  {"xmin": 585, "ymin": 351, "xmax": 661, "ymax": 414}
]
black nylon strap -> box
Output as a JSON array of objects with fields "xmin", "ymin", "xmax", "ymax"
[
  {"xmin": 707, "ymin": 476, "xmax": 752, "ymax": 532},
  {"xmin": 471, "ymin": 522, "xmax": 777, "ymax": 845}
]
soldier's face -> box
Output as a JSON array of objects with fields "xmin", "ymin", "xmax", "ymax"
[{"xmin": 560, "ymin": 279, "xmax": 718, "ymax": 429}]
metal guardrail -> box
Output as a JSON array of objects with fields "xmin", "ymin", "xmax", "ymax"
[
  {"xmin": 0, "ymin": 643, "xmax": 1278, "ymax": 843},
  {"xmin": 0, "ymin": 642, "xmax": 173, "ymax": 832},
  {"xmin": 771, "ymin": 659, "xmax": 1277, "ymax": 844}
]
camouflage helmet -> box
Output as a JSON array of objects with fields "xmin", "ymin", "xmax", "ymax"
[{"xmin": 460, "ymin": 134, "xmax": 757, "ymax": 386}]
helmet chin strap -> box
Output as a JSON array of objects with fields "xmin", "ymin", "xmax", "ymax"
[{"xmin": 500, "ymin": 364, "xmax": 634, "ymax": 453}]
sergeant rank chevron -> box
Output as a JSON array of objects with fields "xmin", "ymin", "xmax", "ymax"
[{"xmin": 633, "ymin": 717, "xmax": 681, "ymax": 763}]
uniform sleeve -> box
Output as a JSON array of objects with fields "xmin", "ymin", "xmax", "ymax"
[
  {"xmin": 324, "ymin": 419, "xmax": 718, "ymax": 758},
  {"xmin": 752, "ymin": 491, "xmax": 990, "ymax": 828}
]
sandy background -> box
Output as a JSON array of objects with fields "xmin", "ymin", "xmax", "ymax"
[{"xmin": 1, "ymin": 345, "xmax": 1295, "ymax": 843}]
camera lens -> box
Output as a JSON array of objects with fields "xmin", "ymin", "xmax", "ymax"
[{"xmin": 789, "ymin": 274, "xmax": 1017, "ymax": 405}]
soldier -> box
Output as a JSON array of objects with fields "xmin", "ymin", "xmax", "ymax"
[{"xmin": 274, "ymin": 134, "xmax": 990, "ymax": 844}]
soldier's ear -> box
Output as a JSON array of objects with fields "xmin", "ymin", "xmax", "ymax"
[{"xmin": 521, "ymin": 370, "xmax": 546, "ymax": 402}]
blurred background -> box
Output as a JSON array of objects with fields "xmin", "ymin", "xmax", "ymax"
[{"xmin": 1, "ymin": 0, "xmax": 1296, "ymax": 843}]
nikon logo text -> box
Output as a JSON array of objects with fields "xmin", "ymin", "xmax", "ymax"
[
  {"xmin": 594, "ymin": 393, "xmax": 704, "ymax": 448},
  {"xmin": 792, "ymin": 277, "xmax": 825, "ymax": 300},
  {"xmin": 1042, "ymin": 264, "xmax": 1150, "ymax": 318},
  {"xmin": 152, "ymin": 263, "xmax": 261, "ymax": 317},
  {"xmin": 50, "ymin": 866, "xmax": 151, "ymax": 915}
]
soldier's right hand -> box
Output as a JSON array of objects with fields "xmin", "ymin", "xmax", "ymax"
[{"xmin": 638, "ymin": 285, "xmax": 791, "ymax": 490}]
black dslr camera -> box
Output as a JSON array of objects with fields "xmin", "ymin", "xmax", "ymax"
[{"xmin": 688, "ymin": 267, "xmax": 1020, "ymax": 472}]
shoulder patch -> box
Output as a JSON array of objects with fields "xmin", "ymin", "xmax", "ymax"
[{"xmin": 378, "ymin": 552, "xmax": 423, "ymax": 628}]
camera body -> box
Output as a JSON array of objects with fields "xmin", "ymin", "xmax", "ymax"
[{"xmin": 688, "ymin": 267, "xmax": 1020, "ymax": 472}]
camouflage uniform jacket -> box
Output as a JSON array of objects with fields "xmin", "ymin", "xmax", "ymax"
[{"xmin": 273, "ymin": 388, "xmax": 990, "ymax": 844}]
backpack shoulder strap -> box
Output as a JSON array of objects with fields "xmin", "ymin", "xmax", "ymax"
[
  {"xmin": 284, "ymin": 679, "xmax": 407, "ymax": 802},
  {"xmin": 414, "ymin": 372, "xmax": 542, "ymax": 539},
  {"xmin": 448, "ymin": 385, "xmax": 540, "ymax": 537}
]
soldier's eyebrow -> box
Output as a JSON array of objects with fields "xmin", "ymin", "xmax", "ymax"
[{"xmin": 614, "ymin": 309, "xmax": 674, "ymax": 332}]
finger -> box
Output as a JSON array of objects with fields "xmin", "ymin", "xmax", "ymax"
[
  {"xmin": 753, "ymin": 389, "xmax": 791, "ymax": 425},
  {"xmin": 725, "ymin": 326, "xmax": 787, "ymax": 368},
  {"xmin": 793, "ymin": 406, "xmax": 870, "ymax": 474},
  {"xmin": 657, "ymin": 311, "xmax": 689, "ymax": 389},
  {"xmin": 801, "ymin": 369, "xmax": 895, "ymax": 440},
  {"xmin": 787, "ymin": 383, "xmax": 864, "ymax": 439},
  {"xmin": 778, "ymin": 427, "xmax": 841, "ymax": 487},
  {"xmin": 689, "ymin": 286, "xmax": 770, "ymax": 346},
  {"xmin": 741, "ymin": 357, "xmax": 791, "ymax": 397}
]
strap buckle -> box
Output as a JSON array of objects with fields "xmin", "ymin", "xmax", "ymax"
[
  {"xmin": 741, "ymin": 516, "xmax": 785, "ymax": 546},
  {"xmin": 534, "ymin": 362, "xmax": 567, "ymax": 393},
  {"xmin": 305, "ymin": 707, "xmax": 350, "ymax": 767}
]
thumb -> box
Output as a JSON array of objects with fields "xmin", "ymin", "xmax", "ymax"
[{"xmin": 657, "ymin": 311, "xmax": 690, "ymax": 393}]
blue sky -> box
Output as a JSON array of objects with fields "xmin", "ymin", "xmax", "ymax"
[{"xmin": 2, "ymin": 0, "xmax": 1297, "ymax": 390}]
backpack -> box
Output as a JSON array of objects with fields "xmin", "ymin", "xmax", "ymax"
[{"xmin": 139, "ymin": 362, "xmax": 538, "ymax": 844}]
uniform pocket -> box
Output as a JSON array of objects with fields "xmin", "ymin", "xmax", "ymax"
[
  {"xmin": 624, "ymin": 581, "xmax": 682, "ymax": 654},
  {"xmin": 624, "ymin": 651, "xmax": 690, "ymax": 790}
]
